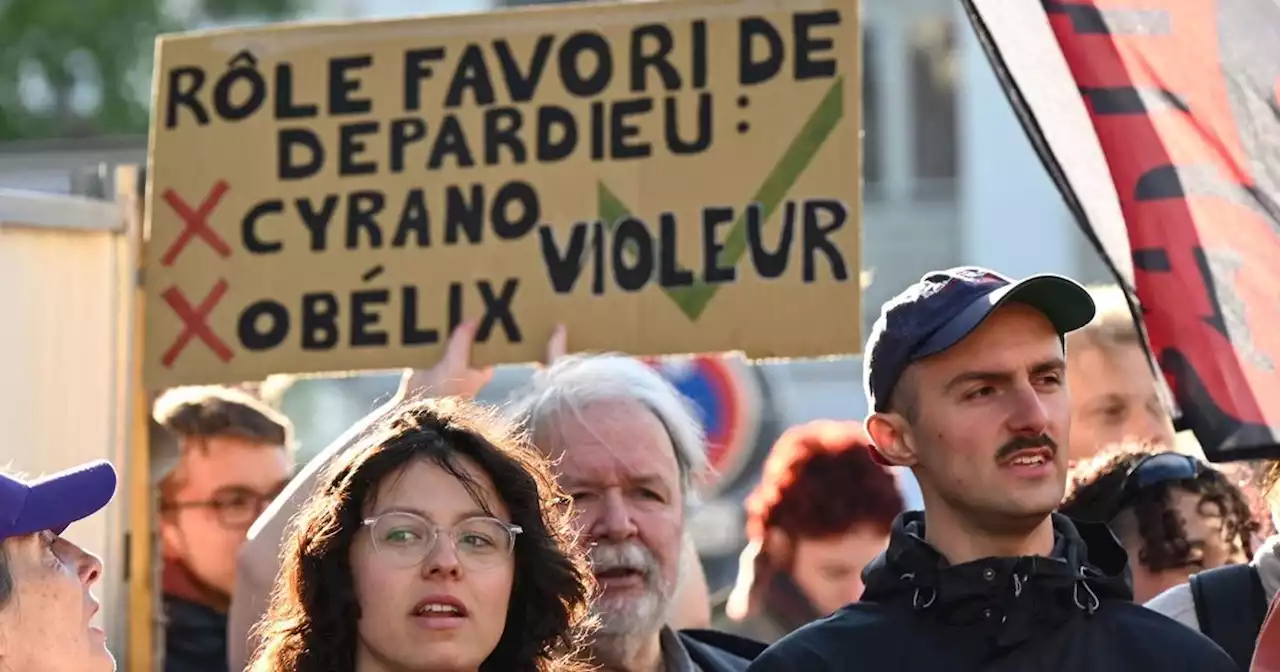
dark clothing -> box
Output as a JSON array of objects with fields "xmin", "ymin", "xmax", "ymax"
[
  {"xmin": 162, "ymin": 560, "xmax": 229, "ymax": 672},
  {"xmin": 164, "ymin": 596, "xmax": 230, "ymax": 672},
  {"xmin": 1190, "ymin": 563, "xmax": 1270, "ymax": 669},
  {"xmin": 711, "ymin": 567, "xmax": 823, "ymax": 644},
  {"xmin": 746, "ymin": 512, "xmax": 1238, "ymax": 671},
  {"xmin": 679, "ymin": 628, "xmax": 765, "ymax": 671}
]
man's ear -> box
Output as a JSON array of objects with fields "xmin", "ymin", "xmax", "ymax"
[{"xmin": 865, "ymin": 412, "xmax": 919, "ymax": 467}]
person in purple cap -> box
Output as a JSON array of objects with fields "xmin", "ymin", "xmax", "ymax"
[
  {"xmin": 745, "ymin": 267, "xmax": 1236, "ymax": 671},
  {"xmin": 0, "ymin": 459, "xmax": 118, "ymax": 672}
]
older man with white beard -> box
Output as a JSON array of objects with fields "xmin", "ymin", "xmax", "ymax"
[{"xmin": 510, "ymin": 354, "xmax": 763, "ymax": 672}]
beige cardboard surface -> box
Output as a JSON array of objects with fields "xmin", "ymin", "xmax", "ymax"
[{"xmin": 144, "ymin": 0, "xmax": 861, "ymax": 388}]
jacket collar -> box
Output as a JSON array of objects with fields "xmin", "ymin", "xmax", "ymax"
[{"xmin": 860, "ymin": 511, "xmax": 1132, "ymax": 648}]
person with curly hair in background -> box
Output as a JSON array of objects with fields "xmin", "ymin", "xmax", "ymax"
[
  {"xmin": 248, "ymin": 396, "xmax": 596, "ymax": 672},
  {"xmin": 712, "ymin": 420, "xmax": 905, "ymax": 643},
  {"xmin": 1149, "ymin": 458, "xmax": 1280, "ymax": 669},
  {"xmin": 1058, "ymin": 441, "xmax": 1256, "ymax": 605}
]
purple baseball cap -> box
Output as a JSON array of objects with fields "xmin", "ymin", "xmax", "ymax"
[
  {"xmin": 0, "ymin": 460, "xmax": 118, "ymax": 539},
  {"xmin": 864, "ymin": 265, "xmax": 1096, "ymax": 419}
]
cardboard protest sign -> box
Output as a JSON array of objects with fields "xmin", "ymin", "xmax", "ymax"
[{"xmin": 144, "ymin": 0, "xmax": 861, "ymax": 388}]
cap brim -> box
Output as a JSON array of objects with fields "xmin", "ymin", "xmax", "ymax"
[
  {"xmin": 914, "ymin": 275, "xmax": 1097, "ymax": 359},
  {"xmin": 11, "ymin": 460, "xmax": 117, "ymax": 537}
]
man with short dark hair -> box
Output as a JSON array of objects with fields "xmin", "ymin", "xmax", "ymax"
[
  {"xmin": 746, "ymin": 266, "xmax": 1236, "ymax": 671},
  {"xmin": 154, "ymin": 385, "xmax": 293, "ymax": 672}
]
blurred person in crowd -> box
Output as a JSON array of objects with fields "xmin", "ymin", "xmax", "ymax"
[
  {"xmin": 509, "ymin": 354, "xmax": 765, "ymax": 671},
  {"xmin": 747, "ymin": 267, "xmax": 1236, "ymax": 671},
  {"xmin": 1067, "ymin": 287, "xmax": 1273, "ymax": 539},
  {"xmin": 670, "ymin": 533, "xmax": 713, "ymax": 630},
  {"xmin": 0, "ymin": 460, "xmax": 118, "ymax": 672},
  {"xmin": 229, "ymin": 322, "xmax": 559, "ymax": 669},
  {"xmin": 155, "ymin": 386, "xmax": 293, "ymax": 672},
  {"xmin": 713, "ymin": 420, "xmax": 903, "ymax": 642},
  {"xmin": 1058, "ymin": 443, "xmax": 1256, "ymax": 603},
  {"xmin": 1148, "ymin": 462, "xmax": 1280, "ymax": 668},
  {"xmin": 249, "ymin": 397, "xmax": 595, "ymax": 672},
  {"xmin": 1064, "ymin": 285, "xmax": 1176, "ymax": 462}
]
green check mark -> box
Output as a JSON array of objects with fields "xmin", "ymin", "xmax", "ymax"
[{"xmin": 598, "ymin": 75, "xmax": 846, "ymax": 321}]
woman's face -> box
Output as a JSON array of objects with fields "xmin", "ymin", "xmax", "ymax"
[
  {"xmin": 789, "ymin": 526, "xmax": 890, "ymax": 615},
  {"xmin": 0, "ymin": 532, "xmax": 113, "ymax": 672},
  {"xmin": 350, "ymin": 458, "xmax": 516, "ymax": 672}
]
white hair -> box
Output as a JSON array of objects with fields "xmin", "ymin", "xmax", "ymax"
[{"xmin": 506, "ymin": 354, "xmax": 709, "ymax": 504}]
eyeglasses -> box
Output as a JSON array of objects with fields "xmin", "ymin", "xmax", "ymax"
[
  {"xmin": 362, "ymin": 512, "xmax": 523, "ymax": 571},
  {"xmin": 162, "ymin": 483, "xmax": 286, "ymax": 529},
  {"xmin": 1099, "ymin": 452, "xmax": 1204, "ymax": 521}
]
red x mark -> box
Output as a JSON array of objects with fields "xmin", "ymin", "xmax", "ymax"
[
  {"xmin": 161, "ymin": 181, "xmax": 232, "ymax": 267},
  {"xmin": 161, "ymin": 280, "xmax": 234, "ymax": 367}
]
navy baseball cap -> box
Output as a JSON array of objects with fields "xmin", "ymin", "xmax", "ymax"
[
  {"xmin": 864, "ymin": 266, "xmax": 1096, "ymax": 417},
  {"xmin": 0, "ymin": 460, "xmax": 117, "ymax": 539}
]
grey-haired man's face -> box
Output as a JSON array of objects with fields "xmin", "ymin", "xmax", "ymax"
[{"xmin": 545, "ymin": 398, "xmax": 685, "ymax": 641}]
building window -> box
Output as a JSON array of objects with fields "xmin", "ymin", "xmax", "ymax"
[
  {"xmin": 910, "ymin": 17, "xmax": 957, "ymax": 187},
  {"xmin": 862, "ymin": 28, "xmax": 882, "ymax": 195}
]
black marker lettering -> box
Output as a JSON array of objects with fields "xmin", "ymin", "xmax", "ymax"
[
  {"xmin": 238, "ymin": 299, "xmax": 289, "ymax": 351},
  {"xmin": 485, "ymin": 107, "xmax": 526, "ymax": 164},
  {"xmin": 278, "ymin": 128, "xmax": 324, "ymax": 180},
  {"xmin": 702, "ymin": 206, "xmax": 736, "ymax": 283},
  {"xmin": 748, "ymin": 201, "xmax": 790, "ymax": 278},
  {"xmin": 274, "ymin": 63, "xmax": 318, "ymax": 119},
  {"xmin": 631, "ymin": 24, "xmax": 680, "ymax": 93},
  {"xmin": 446, "ymin": 44, "xmax": 497, "ymax": 107},
  {"xmin": 404, "ymin": 48, "xmax": 446, "ymax": 112},
  {"xmin": 328, "ymin": 55, "xmax": 374, "ymax": 115},
  {"xmin": 389, "ymin": 118, "xmax": 427, "ymax": 173},
  {"xmin": 539, "ymin": 222, "xmax": 590, "ymax": 294},
  {"xmin": 346, "ymin": 191, "xmax": 385, "ymax": 250},
  {"xmin": 446, "ymin": 184, "xmax": 484, "ymax": 244},
  {"xmin": 302, "ymin": 292, "xmax": 339, "ymax": 350},
  {"xmin": 298, "ymin": 195, "xmax": 339, "ymax": 251},
  {"xmin": 393, "ymin": 189, "xmax": 430, "ymax": 248},
  {"xmin": 166, "ymin": 66, "xmax": 208, "ymax": 128},
  {"xmin": 401, "ymin": 285, "xmax": 441, "ymax": 345},
  {"xmin": 802, "ymin": 199, "xmax": 849, "ymax": 281},
  {"xmin": 243, "ymin": 200, "xmax": 284, "ymax": 254}
]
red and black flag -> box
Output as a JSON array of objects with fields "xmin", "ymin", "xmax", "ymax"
[{"xmin": 960, "ymin": 0, "xmax": 1280, "ymax": 462}]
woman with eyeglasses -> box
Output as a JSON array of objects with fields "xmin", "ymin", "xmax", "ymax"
[
  {"xmin": 249, "ymin": 396, "xmax": 595, "ymax": 672},
  {"xmin": 0, "ymin": 460, "xmax": 118, "ymax": 672}
]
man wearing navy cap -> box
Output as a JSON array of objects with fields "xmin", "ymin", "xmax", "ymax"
[
  {"xmin": 0, "ymin": 459, "xmax": 118, "ymax": 672},
  {"xmin": 746, "ymin": 267, "xmax": 1237, "ymax": 671}
]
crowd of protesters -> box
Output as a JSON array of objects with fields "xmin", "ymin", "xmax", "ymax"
[{"xmin": 10, "ymin": 265, "xmax": 1280, "ymax": 670}]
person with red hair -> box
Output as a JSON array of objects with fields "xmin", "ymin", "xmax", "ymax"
[{"xmin": 712, "ymin": 420, "xmax": 905, "ymax": 643}]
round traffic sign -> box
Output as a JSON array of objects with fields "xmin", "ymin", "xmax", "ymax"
[{"xmin": 644, "ymin": 353, "xmax": 762, "ymax": 497}]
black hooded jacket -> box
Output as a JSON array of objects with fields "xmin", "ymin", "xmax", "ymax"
[{"xmin": 746, "ymin": 512, "xmax": 1238, "ymax": 671}]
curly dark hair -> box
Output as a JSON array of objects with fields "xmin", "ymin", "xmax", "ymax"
[
  {"xmin": 248, "ymin": 396, "xmax": 596, "ymax": 672},
  {"xmin": 1060, "ymin": 442, "xmax": 1259, "ymax": 572}
]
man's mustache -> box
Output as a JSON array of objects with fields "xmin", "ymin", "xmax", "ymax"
[
  {"xmin": 589, "ymin": 541, "xmax": 655, "ymax": 575},
  {"xmin": 995, "ymin": 435, "xmax": 1058, "ymax": 462}
]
